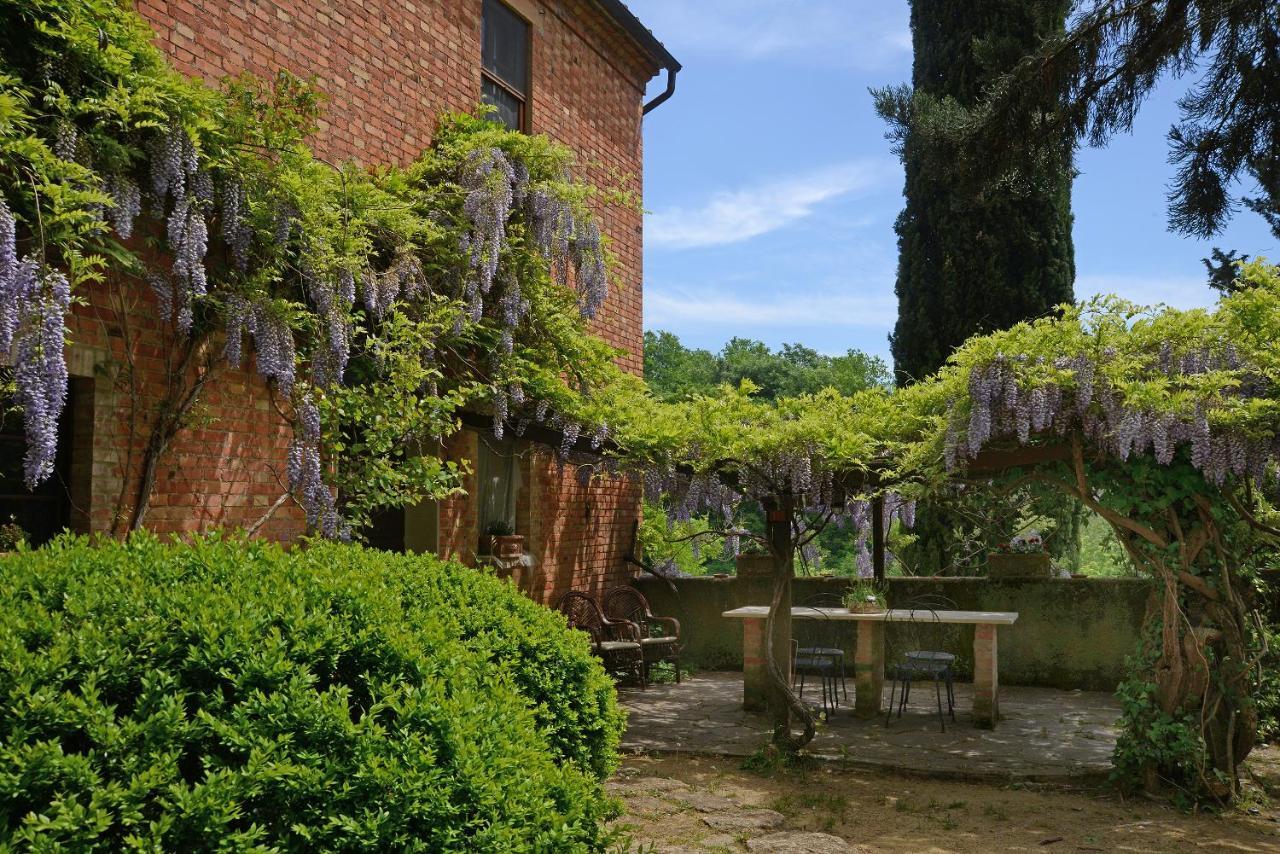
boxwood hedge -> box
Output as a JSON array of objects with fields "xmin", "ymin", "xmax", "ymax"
[{"xmin": 0, "ymin": 534, "xmax": 626, "ymax": 850}]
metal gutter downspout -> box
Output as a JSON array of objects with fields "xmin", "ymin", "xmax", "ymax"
[{"xmin": 643, "ymin": 64, "xmax": 678, "ymax": 114}]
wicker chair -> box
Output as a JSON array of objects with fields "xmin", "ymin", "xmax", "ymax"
[
  {"xmin": 605, "ymin": 587, "xmax": 682, "ymax": 683},
  {"xmin": 557, "ymin": 591, "xmax": 646, "ymax": 688}
]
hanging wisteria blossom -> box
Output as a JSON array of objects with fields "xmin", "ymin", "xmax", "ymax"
[
  {"xmin": 460, "ymin": 147, "xmax": 515, "ymax": 302},
  {"xmin": 7, "ymin": 266, "xmax": 72, "ymax": 487},
  {"xmin": 571, "ymin": 220, "xmax": 607, "ymax": 320},
  {"xmin": 0, "ymin": 196, "xmax": 19, "ymax": 352},
  {"xmin": 220, "ymin": 173, "xmax": 253, "ymax": 271},
  {"xmin": 944, "ymin": 341, "xmax": 1276, "ymax": 493},
  {"xmin": 287, "ymin": 391, "xmax": 348, "ymax": 540},
  {"xmin": 106, "ymin": 174, "xmax": 142, "ymax": 240}
]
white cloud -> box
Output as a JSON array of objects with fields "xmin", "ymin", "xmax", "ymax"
[
  {"xmin": 629, "ymin": 0, "xmax": 910, "ymax": 68},
  {"xmin": 646, "ymin": 161, "xmax": 890, "ymax": 249},
  {"xmin": 646, "ymin": 287, "xmax": 896, "ymax": 329},
  {"xmin": 1074, "ymin": 273, "xmax": 1216, "ymax": 310}
]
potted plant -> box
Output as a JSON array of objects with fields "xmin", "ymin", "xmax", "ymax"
[
  {"xmin": 988, "ymin": 530, "xmax": 1053, "ymax": 579},
  {"xmin": 733, "ymin": 536, "xmax": 772, "ymax": 579},
  {"xmin": 0, "ymin": 517, "xmax": 26, "ymax": 556},
  {"xmin": 485, "ymin": 520, "xmax": 523, "ymax": 560},
  {"xmin": 842, "ymin": 579, "xmax": 886, "ymax": 613}
]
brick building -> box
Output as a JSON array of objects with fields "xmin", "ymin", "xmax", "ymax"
[{"xmin": 1, "ymin": 0, "xmax": 676, "ymax": 605}]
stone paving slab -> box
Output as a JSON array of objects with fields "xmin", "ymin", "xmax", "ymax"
[{"xmin": 619, "ymin": 671, "xmax": 1119, "ymax": 782}]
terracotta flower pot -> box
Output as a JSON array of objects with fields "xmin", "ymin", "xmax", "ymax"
[{"xmin": 489, "ymin": 534, "xmax": 524, "ymax": 560}]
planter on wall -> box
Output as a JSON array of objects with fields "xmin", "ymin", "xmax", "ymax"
[
  {"xmin": 489, "ymin": 534, "xmax": 524, "ymax": 560},
  {"xmin": 987, "ymin": 552, "xmax": 1053, "ymax": 579},
  {"xmin": 735, "ymin": 554, "xmax": 774, "ymax": 579}
]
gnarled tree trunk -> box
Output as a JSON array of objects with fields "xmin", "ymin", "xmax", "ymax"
[{"xmin": 762, "ymin": 494, "xmax": 816, "ymax": 751}]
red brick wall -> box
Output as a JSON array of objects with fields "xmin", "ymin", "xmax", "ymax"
[{"xmin": 66, "ymin": 0, "xmax": 656, "ymax": 596}]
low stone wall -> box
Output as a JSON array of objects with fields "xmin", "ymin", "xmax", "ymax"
[{"xmin": 634, "ymin": 575, "xmax": 1152, "ymax": 692}]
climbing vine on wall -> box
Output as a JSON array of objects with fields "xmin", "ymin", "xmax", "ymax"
[{"xmin": 0, "ymin": 0, "xmax": 642, "ymax": 536}]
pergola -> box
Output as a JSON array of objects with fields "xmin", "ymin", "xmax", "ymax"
[{"xmin": 466, "ymin": 265, "xmax": 1280, "ymax": 802}]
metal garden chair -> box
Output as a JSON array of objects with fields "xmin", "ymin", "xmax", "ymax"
[
  {"xmin": 792, "ymin": 593, "xmax": 850, "ymax": 716},
  {"xmin": 884, "ymin": 594, "xmax": 958, "ymax": 732}
]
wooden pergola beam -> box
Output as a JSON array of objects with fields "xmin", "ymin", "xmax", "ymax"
[{"xmin": 964, "ymin": 443, "xmax": 1072, "ymax": 476}]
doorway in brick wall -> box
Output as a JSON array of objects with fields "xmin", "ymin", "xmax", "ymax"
[
  {"xmin": 362, "ymin": 498, "xmax": 440, "ymax": 556},
  {"xmin": 0, "ymin": 376, "xmax": 93, "ymax": 546}
]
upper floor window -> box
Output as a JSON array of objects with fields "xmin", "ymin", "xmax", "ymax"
[{"xmin": 481, "ymin": 0, "xmax": 530, "ymax": 131}]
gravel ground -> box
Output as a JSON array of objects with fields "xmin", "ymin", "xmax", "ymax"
[{"xmin": 610, "ymin": 747, "xmax": 1280, "ymax": 853}]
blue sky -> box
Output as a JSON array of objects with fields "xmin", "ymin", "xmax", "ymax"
[{"xmin": 628, "ymin": 0, "xmax": 1278, "ymax": 364}]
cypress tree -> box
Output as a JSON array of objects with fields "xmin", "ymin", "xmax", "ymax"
[
  {"xmin": 875, "ymin": 0, "xmax": 1075, "ymax": 385},
  {"xmin": 873, "ymin": 1, "xmax": 1078, "ymax": 576}
]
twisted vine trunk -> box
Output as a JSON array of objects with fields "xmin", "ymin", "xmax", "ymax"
[
  {"xmin": 1043, "ymin": 436, "xmax": 1262, "ymax": 800},
  {"xmin": 1109, "ymin": 498, "xmax": 1259, "ymax": 800},
  {"xmin": 125, "ymin": 333, "xmax": 218, "ymax": 531},
  {"xmin": 762, "ymin": 495, "xmax": 816, "ymax": 750}
]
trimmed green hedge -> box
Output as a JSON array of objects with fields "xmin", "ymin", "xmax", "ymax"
[{"xmin": 0, "ymin": 535, "xmax": 625, "ymax": 850}]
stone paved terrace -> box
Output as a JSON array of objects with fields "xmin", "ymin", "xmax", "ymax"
[{"xmin": 619, "ymin": 672, "xmax": 1120, "ymax": 782}]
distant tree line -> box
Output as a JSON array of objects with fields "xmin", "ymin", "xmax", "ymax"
[{"xmin": 643, "ymin": 331, "xmax": 890, "ymax": 402}]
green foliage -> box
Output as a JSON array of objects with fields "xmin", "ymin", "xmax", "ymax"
[
  {"xmin": 1252, "ymin": 572, "xmax": 1280, "ymax": 744},
  {"xmin": 842, "ymin": 579, "xmax": 886, "ymax": 609},
  {"xmin": 1256, "ymin": 619, "xmax": 1280, "ymax": 745},
  {"xmin": 973, "ymin": 0, "xmax": 1280, "ymax": 241},
  {"xmin": 0, "ymin": 535, "xmax": 624, "ymax": 850},
  {"xmin": 642, "ymin": 331, "xmax": 720, "ymax": 402},
  {"xmin": 637, "ymin": 498, "xmax": 723, "ymax": 576},
  {"xmin": 1078, "ymin": 512, "xmax": 1136, "ymax": 577},
  {"xmin": 643, "ymin": 331, "xmax": 889, "ymax": 402},
  {"xmin": 1112, "ymin": 631, "xmax": 1209, "ymax": 801},
  {"xmin": 485, "ymin": 518, "xmax": 515, "ymax": 536},
  {"xmin": 0, "ymin": 516, "xmax": 24, "ymax": 551}
]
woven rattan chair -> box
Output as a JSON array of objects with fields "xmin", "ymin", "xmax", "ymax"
[
  {"xmin": 557, "ymin": 591, "xmax": 646, "ymax": 688},
  {"xmin": 604, "ymin": 586, "xmax": 682, "ymax": 683}
]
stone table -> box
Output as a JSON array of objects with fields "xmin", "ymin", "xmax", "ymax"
[{"xmin": 722, "ymin": 606, "xmax": 1019, "ymax": 728}]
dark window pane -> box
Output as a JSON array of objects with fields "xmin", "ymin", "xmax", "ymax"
[
  {"xmin": 482, "ymin": 0, "xmax": 528, "ymax": 96},
  {"xmin": 482, "ymin": 76, "xmax": 523, "ymax": 130}
]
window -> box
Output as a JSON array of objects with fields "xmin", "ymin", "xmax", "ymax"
[
  {"xmin": 477, "ymin": 437, "xmax": 520, "ymax": 552},
  {"xmin": 481, "ymin": 0, "xmax": 530, "ymax": 131},
  {"xmin": 362, "ymin": 497, "xmax": 439, "ymax": 556}
]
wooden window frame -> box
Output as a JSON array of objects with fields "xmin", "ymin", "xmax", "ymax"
[{"xmin": 481, "ymin": 0, "xmax": 534, "ymax": 133}]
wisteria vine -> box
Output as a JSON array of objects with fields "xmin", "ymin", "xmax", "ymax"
[
  {"xmin": 1, "ymin": 26, "xmax": 624, "ymax": 538},
  {"xmin": 947, "ymin": 347, "xmax": 1279, "ymax": 489},
  {"xmin": 641, "ymin": 451, "xmax": 916, "ymax": 577}
]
